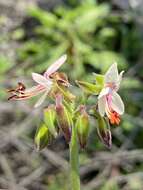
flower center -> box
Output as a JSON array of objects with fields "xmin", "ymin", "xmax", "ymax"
[
  {"xmin": 109, "ymin": 111, "xmax": 120, "ymax": 125},
  {"xmin": 106, "ymin": 82, "xmax": 116, "ymax": 90}
]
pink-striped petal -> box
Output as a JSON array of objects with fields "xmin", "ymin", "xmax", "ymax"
[{"xmin": 44, "ymin": 54, "xmax": 67, "ymax": 77}]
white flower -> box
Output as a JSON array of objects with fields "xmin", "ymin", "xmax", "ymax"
[
  {"xmin": 98, "ymin": 63, "xmax": 124, "ymax": 124},
  {"xmin": 8, "ymin": 54, "xmax": 67, "ymax": 108}
]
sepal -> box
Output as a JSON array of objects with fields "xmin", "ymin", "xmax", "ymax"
[{"xmin": 76, "ymin": 80, "xmax": 101, "ymax": 95}]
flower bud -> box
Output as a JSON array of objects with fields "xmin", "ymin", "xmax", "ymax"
[
  {"xmin": 44, "ymin": 105, "xmax": 58, "ymax": 138},
  {"xmin": 97, "ymin": 115, "xmax": 112, "ymax": 148},
  {"xmin": 76, "ymin": 105, "xmax": 90, "ymax": 148},
  {"xmin": 56, "ymin": 94, "xmax": 72, "ymax": 142},
  {"xmin": 35, "ymin": 123, "xmax": 51, "ymax": 151}
]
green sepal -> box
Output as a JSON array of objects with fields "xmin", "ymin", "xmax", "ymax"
[
  {"xmin": 94, "ymin": 73, "xmax": 104, "ymax": 87},
  {"xmin": 50, "ymin": 82, "xmax": 75, "ymax": 103},
  {"xmin": 57, "ymin": 85, "xmax": 76, "ymax": 103},
  {"xmin": 76, "ymin": 80, "xmax": 101, "ymax": 95}
]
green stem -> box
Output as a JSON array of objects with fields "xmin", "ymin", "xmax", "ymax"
[{"xmin": 70, "ymin": 125, "xmax": 80, "ymax": 190}]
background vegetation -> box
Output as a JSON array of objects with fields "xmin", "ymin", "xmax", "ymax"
[{"xmin": 0, "ymin": 0, "xmax": 143, "ymax": 189}]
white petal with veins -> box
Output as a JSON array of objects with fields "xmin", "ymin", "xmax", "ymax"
[
  {"xmin": 116, "ymin": 71, "xmax": 124, "ymax": 91},
  {"xmin": 98, "ymin": 87, "xmax": 110, "ymax": 99},
  {"xmin": 111, "ymin": 91, "xmax": 124, "ymax": 115},
  {"xmin": 105, "ymin": 62, "xmax": 119, "ymax": 84},
  {"xmin": 34, "ymin": 90, "xmax": 49, "ymax": 108},
  {"xmin": 98, "ymin": 96, "xmax": 106, "ymax": 116},
  {"xmin": 45, "ymin": 54, "xmax": 67, "ymax": 77},
  {"xmin": 32, "ymin": 73, "xmax": 52, "ymax": 87}
]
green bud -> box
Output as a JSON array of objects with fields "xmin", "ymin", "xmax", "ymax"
[
  {"xmin": 97, "ymin": 114, "xmax": 112, "ymax": 148},
  {"xmin": 35, "ymin": 123, "xmax": 51, "ymax": 151},
  {"xmin": 44, "ymin": 105, "xmax": 58, "ymax": 138},
  {"xmin": 76, "ymin": 105, "xmax": 90, "ymax": 148},
  {"xmin": 76, "ymin": 80, "xmax": 101, "ymax": 95},
  {"xmin": 56, "ymin": 94, "xmax": 72, "ymax": 142}
]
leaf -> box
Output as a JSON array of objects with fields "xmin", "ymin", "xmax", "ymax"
[
  {"xmin": 29, "ymin": 6, "xmax": 57, "ymax": 27},
  {"xmin": 85, "ymin": 51, "xmax": 127, "ymax": 73}
]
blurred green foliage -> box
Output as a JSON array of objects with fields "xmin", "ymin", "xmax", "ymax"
[{"xmin": 17, "ymin": 0, "xmax": 140, "ymax": 80}]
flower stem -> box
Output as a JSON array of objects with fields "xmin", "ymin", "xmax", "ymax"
[{"xmin": 70, "ymin": 125, "xmax": 80, "ymax": 190}]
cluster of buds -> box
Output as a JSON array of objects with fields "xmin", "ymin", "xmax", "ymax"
[{"xmin": 8, "ymin": 54, "xmax": 125, "ymax": 149}]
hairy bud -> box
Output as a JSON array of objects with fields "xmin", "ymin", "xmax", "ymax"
[
  {"xmin": 35, "ymin": 123, "xmax": 51, "ymax": 151},
  {"xmin": 44, "ymin": 105, "xmax": 58, "ymax": 138},
  {"xmin": 56, "ymin": 94, "xmax": 72, "ymax": 142},
  {"xmin": 76, "ymin": 105, "xmax": 90, "ymax": 148},
  {"xmin": 97, "ymin": 115, "xmax": 112, "ymax": 148}
]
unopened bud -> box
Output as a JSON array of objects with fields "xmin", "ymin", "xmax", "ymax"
[
  {"xmin": 44, "ymin": 105, "xmax": 58, "ymax": 138},
  {"xmin": 76, "ymin": 105, "xmax": 90, "ymax": 148},
  {"xmin": 56, "ymin": 94, "xmax": 72, "ymax": 142},
  {"xmin": 97, "ymin": 115, "xmax": 112, "ymax": 148},
  {"xmin": 35, "ymin": 123, "xmax": 51, "ymax": 151}
]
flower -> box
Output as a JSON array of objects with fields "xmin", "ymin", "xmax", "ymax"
[
  {"xmin": 98, "ymin": 63, "xmax": 124, "ymax": 125},
  {"xmin": 8, "ymin": 54, "xmax": 67, "ymax": 108}
]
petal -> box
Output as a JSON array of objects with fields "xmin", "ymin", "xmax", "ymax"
[
  {"xmin": 32, "ymin": 73, "xmax": 52, "ymax": 87},
  {"xmin": 34, "ymin": 90, "xmax": 49, "ymax": 108},
  {"xmin": 98, "ymin": 87, "xmax": 110, "ymax": 99},
  {"xmin": 111, "ymin": 91, "xmax": 124, "ymax": 115},
  {"xmin": 116, "ymin": 71, "xmax": 124, "ymax": 91},
  {"xmin": 45, "ymin": 54, "xmax": 67, "ymax": 77},
  {"xmin": 24, "ymin": 85, "xmax": 45, "ymax": 94},
  {"xmin": 105, "ymin": 62, "xmax": 119, "ymax": 84},
  {"xmin": 98, "ymin": 96, "xmax": 106, "ymax": 116}
]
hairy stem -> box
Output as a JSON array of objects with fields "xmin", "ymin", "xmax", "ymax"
[{"xmin": 70, "ymin": 125, "xmax": 80, "ymax": 190}]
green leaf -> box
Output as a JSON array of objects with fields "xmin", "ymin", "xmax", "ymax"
[
  {"xmin": 29, "ymin": 6, "xmax": 57, "ymax": 27},
  {"xmin": 0, "ymin": 56, "xmax": 12, "ymax": 74}
]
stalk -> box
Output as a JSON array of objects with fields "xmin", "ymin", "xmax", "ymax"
[{"xmin": 70, "ymin": 125, "xmax": 80, "ymax": 190}]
